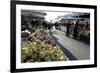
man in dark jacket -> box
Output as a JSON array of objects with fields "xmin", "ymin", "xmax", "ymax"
[
  {"xmin": 73, "ymin": 20, "xmax": 80, "ymax": 39},
  {"xmin": 66, "ymin": 21, "xmax": 70, "ymax": 36}
]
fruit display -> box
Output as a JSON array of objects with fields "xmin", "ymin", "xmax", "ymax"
[{"xmin": 21, "ymin": 28, "xmax": 69, "ymax": 63}]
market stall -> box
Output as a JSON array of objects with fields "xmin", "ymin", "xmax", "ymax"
[{"xmin": 21, "ymin": 28, "xmax": 69, "ymax": 63}]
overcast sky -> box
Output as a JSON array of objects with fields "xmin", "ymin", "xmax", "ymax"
[{"xmin": 44, "ymin": 11, "xmax": 69, "ymax": 22}]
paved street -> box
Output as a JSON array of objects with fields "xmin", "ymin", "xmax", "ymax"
[{"xmin": 51, "ymin": 29, "xmax": 90, "ymax": 60}]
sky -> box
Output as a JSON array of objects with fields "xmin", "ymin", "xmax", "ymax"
[{"xmin": 44, "ymin": 11, "xmax": 68, "ymax": 22}]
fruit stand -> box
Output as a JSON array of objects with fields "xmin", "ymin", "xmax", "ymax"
[{"xmin": 21, "ymin": 28, "xmax": 69, "ymax": 63}]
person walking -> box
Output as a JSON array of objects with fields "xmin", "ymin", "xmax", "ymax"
[
  {"xmin": 66, "ymin": 21, "xmax": 70, "ymax": 36},
  {"xmin": 42, "ymin": 20, "xmax": 48, "ymax": 29},
  {"xmin": 73, "ymin": 20, "xmax": 80, "ymax": 39},
  {"xmin": 48, "ymin": 22, "xmax": 52, "ymax": 31}
]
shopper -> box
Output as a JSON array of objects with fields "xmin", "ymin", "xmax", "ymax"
[
  {"xmin": 69, "ymin": 23, "xmax": 74, "ymax": 38},
  {"xmin": 73, "ymin": 20, "xmax": 80, "ymax": 39},
  {"xmin": 66, "ymin": 21, "xmax": 70, "ymax": 37},
  {"xmin": 48, "ymin": 22, "xmax": 52, "ymax": 31},
  {"xmin": 85, "ymin": 22, "xmax": 89, "ymax": 30},
  {"xmin": 54, "ymin": 22, "xmax": 58, "ymax": 29},
  {"xmin": 42, "ymin": 20, "xmax": 48, "ymax": 29}
]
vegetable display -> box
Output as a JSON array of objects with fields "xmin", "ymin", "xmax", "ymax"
[{"xmin": 21, "ymin": 28, "xmax": 69, "ymax": 63}]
